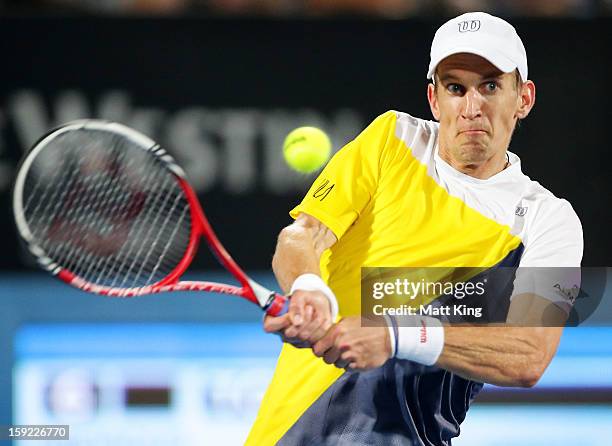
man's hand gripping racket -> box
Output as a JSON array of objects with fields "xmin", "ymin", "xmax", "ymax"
[{"xmin": 12, "ymin": 120, "xmax": 288, "ymax": 316}]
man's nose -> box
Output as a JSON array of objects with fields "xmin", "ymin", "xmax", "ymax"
[{"xmin": 461, "ymin": 89, "xmax": 483, "ymax": 120}]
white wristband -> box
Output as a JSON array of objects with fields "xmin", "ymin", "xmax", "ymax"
[
  {"xmin": 395, "ymin": 316, "xmax": 444, "ymax": 366},
  {"xmin": 383, "ymin": 315, "xmax": 396, "ymax": 357},
  {"xmin": 290, "ymin": 273, "xmax": 339, "ymax": 321}
]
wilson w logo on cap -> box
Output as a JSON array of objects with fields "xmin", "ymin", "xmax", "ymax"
[{"xmin": 458, "ymin": 20, "xmax": 481, "ymax": 33}]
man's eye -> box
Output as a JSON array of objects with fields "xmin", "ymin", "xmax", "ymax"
[
  {"xmin": 485, "ymin": 82, "xmax": 498, "ymax": 92},
  {"xmin": 447, "ymin": 84, "xmax": 463, "ymax": 94}
]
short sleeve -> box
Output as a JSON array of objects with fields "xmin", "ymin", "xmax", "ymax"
[
  {"xmin": 513, "ymin": 199, "xmax": 584, "ymax": 312},
  {"xmin": 289, "ymin": 110, "xmax": 397, "ymax": 239}
]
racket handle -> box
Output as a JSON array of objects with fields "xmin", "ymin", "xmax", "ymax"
[{"xmin": 265, "ymin": 293, "xmax": 289, "ymax": 316}]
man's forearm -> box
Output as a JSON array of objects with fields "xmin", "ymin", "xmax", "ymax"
[
  {"xmin": 436, "ymin": 326, "xmax": 562, "ymax": 387},
  {"xmin": 272, "ymin": 214, "xmax": 337, "ymax": 293},
  {"xmin": 265, "ymin": 214, "xmax": 338, "ymax": 343},
  {"xmin": 272, "ymin": 224, "xmax": 321, "ymax": 293}
]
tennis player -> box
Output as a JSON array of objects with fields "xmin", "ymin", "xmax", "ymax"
[{"xmin": 248, "ymin": 12, "xmax": 583, "ymax": 445}]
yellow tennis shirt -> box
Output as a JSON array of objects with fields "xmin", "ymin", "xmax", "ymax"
[{"xmin": 246, "ymin": 110, "xmax": 582, "ymax": 445}]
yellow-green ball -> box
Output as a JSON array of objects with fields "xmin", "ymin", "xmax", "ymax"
[{"xmin": 283, "ymin": 127, "xmax": 331, "ymax": 174}]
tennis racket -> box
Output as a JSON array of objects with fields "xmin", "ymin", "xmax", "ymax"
[{"xmin": 12, "ymin": 119, "xmax": 288, "ymax": 316}]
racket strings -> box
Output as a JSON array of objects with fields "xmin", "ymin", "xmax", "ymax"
[
  {"xmin": 100, "ymin": 168, "xmax": 173, "ymax": 288},
  {"xmin": 146, "ymin": 200, "xmax": 190, "ymax": 285},
  {"xmin": 29, "ymin": 141, "xmax": 130, "ymax": 274},
  {"xmin": 72, "ymin": 150, "xmax": 139, "ymax": 281},
  {"xmin": 107, "ymin": 175, "xmax": 185, "ymax": 288},
  {"xmin": 64, "ymin": 151, "xmax": 186, "ymax": 287},
  {"xmin": 50, "ymin": 150, "xmax": 137, "ymax": 276},
  {"xmin": 126, "ymin": 190, "xmax": 184, "ymax": 285},
  {"xmin": 53, "ymin": 159, "xmax": 127, "ymax": 273},
  {"xmin": 87, "ymin": 144, "xmax": 191, "ymax": 288},
  {"xmin": 21, "ymin": 128, "xmax": 192, "ymax": 290},
  {"xmin": 28, "ymin": 155, "xmax": 82, "ymax": 246},
  {"xmin": 90, "ymin": 153, "xmax": 170, "ymax": 286}
]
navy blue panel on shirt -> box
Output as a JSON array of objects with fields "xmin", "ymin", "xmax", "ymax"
[{"xmin": 278, "ymin": 246, "xmax": 523, "ymax": 445}]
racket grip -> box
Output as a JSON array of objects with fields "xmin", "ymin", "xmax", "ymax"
[{"xmin": 265, "ymin": 293, "xmax": 289, "ymax": 317}]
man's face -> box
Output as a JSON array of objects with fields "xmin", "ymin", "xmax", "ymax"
[{"xmin": 427, "ymin": 53, "xmax": 535, "ymax": 167}]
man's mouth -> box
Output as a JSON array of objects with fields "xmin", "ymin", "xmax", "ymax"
[{"xmin": 459, "ymin": 129, "xmax": 487, "ymax": 135}]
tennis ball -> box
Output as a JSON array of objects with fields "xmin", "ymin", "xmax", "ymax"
[{"xmin": 283, "ymin": 127, "xmax": 331, "ymax": 174}]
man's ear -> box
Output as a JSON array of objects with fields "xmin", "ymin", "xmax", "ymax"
[
  {"xmin": 516, "ymin": 80, "xmax": 536, "ymax": 119},
  {"xmin": 427, "ymin": 83, "xmax": 441, "ymax": 121}
]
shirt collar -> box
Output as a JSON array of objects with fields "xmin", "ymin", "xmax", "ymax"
[{"xmin": 434, "ymin": 144, "xmax": 522, "ymax": 185}]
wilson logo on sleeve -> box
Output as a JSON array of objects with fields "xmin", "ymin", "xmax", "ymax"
[{"xmin": 312, "ymin": 179, "xmax": 335, "ymax": 201}]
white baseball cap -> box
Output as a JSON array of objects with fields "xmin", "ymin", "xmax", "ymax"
[{"xmin": 427, "ymin": 12, "xmax": 528, "ymax": 81}]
